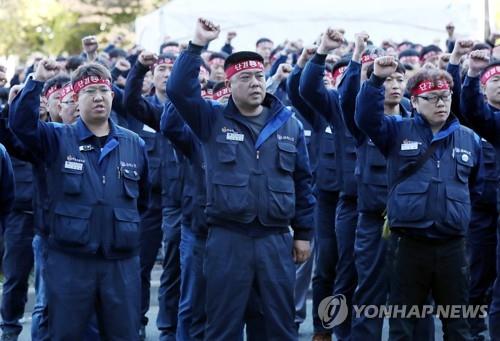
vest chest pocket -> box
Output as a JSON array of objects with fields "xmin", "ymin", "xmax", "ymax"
[
  {"xmin": 113, "ymin": 208, "xmax": 141, "ymax": 251},
  {"xmin": 389, "ymin": 181, "xmax": 430, "ymax": 222},
  {"xmin": 456, "ymin": 154, "xmax": 473, "ymax": 183},
  {"xmin": 122, "ymin": 168, "xmax": 140, "ymax": 199},
  {"xmin": 216, "ymin": 135, "xmax": 238, "ymax": 163},
  {"xmin": 267, "ymin": 178, "xmax": 295, "ymax": 220},
  {"xmin": 61, "ymin": 167, "xmax": 84, "ymax": 195},
  {"xmin": 52, "ymin": 203, "xmax": 92, "ymax": 246},
  {"xmin": 278, "ymin": 141, "xmax": 297, "ymax": 172}
]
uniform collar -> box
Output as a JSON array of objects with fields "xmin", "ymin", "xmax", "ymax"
[
  {"xmin": 414, "ymin": 112, "xmax": 460, "ymax": 142},
  {"xmin": 76, "ymin": 117, "xmax": 120, "ymax": 141}
]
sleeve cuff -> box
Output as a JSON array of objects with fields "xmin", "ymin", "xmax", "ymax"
[
  {"xmin": 369, "ymin": 74, "xmax": 386, "ymax": 87},
  {"xmin": 293, "ymin": 227, "xmax": 313, "ymax": 241},
  {"xmin": 188, "ymin": 42, "xmax": 204, "ymax": 55},
  {"xmin": 311, "ymin": 53, "xmax": 327, "ymax": 65}
]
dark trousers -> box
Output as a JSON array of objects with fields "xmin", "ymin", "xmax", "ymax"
[
  {"xmin": 0, "ymin": 211, "xmax": 34, "ymax": 337},
  {"xmin": 312, "ymin": 190, "xmax": 339, "ymax": 334},
  {"xmin": 157, "ymin": 206, "xmax": 182, "ymax": 341},
  {"xmin": 204, "ymin": 227, "xmax": 297, "ymax": 341},
  {"xmin": 46, "ymin": 249, "xmax": 141, "ymax": 340},
  {"xmin": 389, "ymin": 235, "xmax": 471, "ymax": 341},
  {"xmin": 489, "ymin": 218, "xmax": 500, "ymax": 341},
  {"xmin": 333, "ymin": 194, "xmax": 358, "ymax": 341}
]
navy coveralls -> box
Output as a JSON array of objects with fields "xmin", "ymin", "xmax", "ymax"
[
  {"xmin": 357, "ymin": 74, "xmax": 483, "ymax": 341},
  {"xmin": 0, "ymin": 143, "xmax": 14, "ymax": 238},
  {"xmin": 123, "ymin": 62, "xmax": 183, "ymax": 339},
  {"xmin": 460, "ymin": 75, "xmax": 500, "ymax": 341},
  {"xmin": 167, "ymin": 43, "xmax": 315, "ymax": 340},
  {"xmin": 10, "ymin": 78, "xmax": 150, "ymax": 340},
  {"xmin": 300, "ymin": 54, "xmax": 358, "ymax": 340},
  {"xmin": 287, "ymin": 64, "xmax": 341, "ymax": 334}
]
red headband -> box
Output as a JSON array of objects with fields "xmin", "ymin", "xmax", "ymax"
[
  {"xmin": 361, "ymin": 55, "xmax": 377, "ymax": 64},
  {"xmin": 332, "ymin": 66, "xmax": 347, "ymax": 83},
  {"xmin": 412, "ymin": 79, "xmax": 450, "ymax": 95},
  {"xmin": 225, "ymin": 60, "xmax": 264, "ymax": 79},
  {"xmin": 399, "ymin": 56, "xmax": 420, "ymax": 64},
  {"xmin": 59, "ymin": 84, "xmax": 74, "ymax": 99},
  {"xmin": 152, "ymin": 58, "xmax": 175, "ymax": 71},
  {"xmin": 421, "ymin": 50, "xmax": 438, "ymax": 62},
  {"xmin": 201, "ymin": 88, "xmax": 213, "ymax": 99},
  {"xmin": 73, "ymin": 77, "xmax": 112, "ymax": 95},
  {"xmin": 213, "ymin": 87, "xmax": 231, "ymax": 101},
  {"xmin": 481, "ymin": 66, "xmax": 500, "ymax": 85},
  {"xmin": 45, "ymin": 85, "xmax": 60, "ymax": 100}
]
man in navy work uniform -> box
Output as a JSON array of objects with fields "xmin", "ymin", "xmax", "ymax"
[
  {"xmin": 0, "ymin": 143, "xmax": 14, "ymax": 242},
  {"xmin": 166, "ymin": 18, "xmax": 315, "ymax": 340},
  {"xmin": 356, "ymin": 56, "xmax": 483, "ymax": 340},
  {"xmin": 459, "ymin": 50, "xmax": 500, "ymax": 341},
  {"xmin": 10, "ymin": 60, "xmax": 150, "ymax": 340}
]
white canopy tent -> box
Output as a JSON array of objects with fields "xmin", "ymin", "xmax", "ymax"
[{"xmin": 135, "ymin": 0, "xmax": 492, "ymax": 53}]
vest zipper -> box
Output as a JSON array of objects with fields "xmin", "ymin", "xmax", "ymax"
[{"xmin": 256, "ymin": 150, "xmax": 260, "ymax": 160}]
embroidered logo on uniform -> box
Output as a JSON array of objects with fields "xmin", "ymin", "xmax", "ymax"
[
  {"xmin": 120, "ymin": 161, "xmax": 137, "ymax": 168},
  {"xmin": 325, "ymin": 126, "xmax": 333, "ymax": 134},
  {"xmin": 66, "ymin": 155, "xmax": 85, "ymax": 163},
  {"xmin": 226, "ymin": 132, "xmax": 244, "ymax": 142},
  {"xmin": 304, "ymin": 130, "xmax": 312, "ymax": 137},
  {"xmin": 452, "ymin": 148, "xmax": 472, "ymax": 162},
  {"xmin": 277, "ymin": 134, "xmax": 295, "ymax": 142},
  {"xmin": 400, "ymin": 139, "xmax": 420, "ymax": 151},
  {"xmin": 64, "ymin": 161, "xmax": 84, "ymax": 171},
  {"xmin": 222, "ymin": 126, "xmax": 236, "ymax": 133}
]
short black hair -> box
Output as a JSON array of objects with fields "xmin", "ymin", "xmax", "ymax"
[
  {"xmin": 399, "ymin": 48, "xmax": 419, "ymax": 58},
  {"xmin": 224, "ymin": 51, "xmax": 264, "ymax": 71},
  {"xmin": 108, "ymin": 48, "xmax": 127, "ymax": 60},
  {"xmin": 406, "ymin": 68, "xmax": 453, "ymax": 95},
  {"xmin": 256, "ymin": 38, "xmax": 273, "ymax": 47},
  {"xmin": 212, "ymin": 81, "xmax": 227, "ymax": 94},
  {"xmin": 65, "ymin": 56, "xmax": 85, "ymax": 73},
  {"xmin": 159, "ymin": 41, "xmax": 180, "ymax": 54},
  {"xmin": 472, "ymin": 43, "xmax": 491, "ymax": 52},
  {"xmin": 420, "ymin": 45, "xmax": 442, "ymax": 61},
  {"xmin": 209, "ymin": 52, "xmax": 228, "ymax": 62},
  {"xmin": 42, "ymin": 75, "xmax": 71, "ymax": 97},
  {"xmin": 332, "ymin": 58, "xmax": 350, "ymax": 74}
]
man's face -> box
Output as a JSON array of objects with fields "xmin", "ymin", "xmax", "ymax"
[
  {"xmin": 411, "ymin": 89, "xmax": 452, "ymax": 128},
  {"xmin": 76, "ymin": 83, "xmax": 114, "ymax": 124},
  {"xmin": 0, "ymin": 71, "xmax": 7, "ymax": 88},
  {"xmin": 58, "ymin": 92, "xmax": 79, "ymax": 124},
  {"xmin": 210, "ymin": 64, "xmax": 226, "ymax": 83},
  {"xmin": 256, "ymin": 41, "xmax": 273, "ymax": 62},
  {"xmin": 198, "ymin": 66, "xmax": 209, "ymax": 87},
  {"xmin": 484, "ymin": 74, "xmax": 500, "ymax": 108},
  {"xmin": 47, "ymin": 91, "xmax": 63, "ymax": 123},
  {"xmin": 153, "ymin": 64, "xmax": 173, "ymax": 93},
  {"xmin": 384, "ymin": 72, "xmax": 406, "ymax": 107},
  {"xmin": 228, "ymin": 69, "xmax": 266, "ymax": 109}
]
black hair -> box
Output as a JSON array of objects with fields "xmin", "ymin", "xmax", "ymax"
[
  {"xmin": 65, "ymin": 56, "xmax": 85, "ymax": 74},
  {"xmin": 256, "ymin": 38, "xmax": 273, "ymax": 47}
]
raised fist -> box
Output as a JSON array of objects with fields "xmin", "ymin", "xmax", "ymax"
[
  {"xmin": 353, "ymin": 31, "xmax": 370, "ymax": 60},
  {"xmin": 34, "ymin": 59, "xmax": 59, "ymax": 82},
  {"xmin": 373, "ymin": 56, "xmax": 398, "ymax": 78},
  {"xmin": 193, "ymin": 18, "xmax": 221, "ymax": 46},
  {"xmin": 138, "ymin": 51, "xmax": 158, "ymax": 67},
  {"xmin": 8, "ymin": 85, "xmax": 24, "ymax": 105},
  {"xmin": 226, "ymin": 31, "xmax": 237, "ymax": 42},
  {"xmin": 317, "ymin": 28, "xmax": 344, "ymax": 55},
  {"xmin": 297, "ymin": 46, "xmax": 317, "ymax": 68},
  {"xmin": 275, "ymin": 63, "xmax": 292, "ymax": 81},
  {"xmin": 115, "ymin": 58, "xmax": 131, "ymax": 72},
  {"xmin": 438, "ymin": 53, "xmax": 451, "ymax": 70},
  {"xmin": 468, "ymin": 50, "xmax": 490, "ymax": 77},
  {"xmin": 450, "ymin": 39, "xmax": 473, "ymax": 64},
  {"xmin": 82, "ymin": 36, "xmax": 98, "ymax": 55}
]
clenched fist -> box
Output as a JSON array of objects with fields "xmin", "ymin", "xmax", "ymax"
[
  {"xmin": 373, "ymin": 56, "xmax": 398, "ymax": 78},
  {"xmin": 192, "ymin": 18, "xmax": 221, "ymax": 47},
  {"xmin": 34, "ymin": 59, "xmax": 59, "ymax": 82},
  {"xmin": 467, "ymin": 50, "xmax": 490, "ymax": 77},
  {"xmin": 317, "ymin": 28, "xmax": 344, "ymax": 55},
  {"xmin": 138, "ymin": 51, "xmax": 158, "ymax": 67}
]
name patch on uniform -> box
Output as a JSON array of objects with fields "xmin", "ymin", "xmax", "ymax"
[
  {"xmin": 304, "ymin": 130, "xmax": 312, "ymax": 137},
  {"xmin": 64, "ymin": 161, "xmax": 84, "ymax": 171},
  {"xmin": 401, "ymin": 140, "xmax": 419, "ymax": 151},
  {"xmin": 226, "ymin": 132, "xmax": 244, "ymax": 142},
  {"xmin": 143, "ymin": 124, "xmax": 156, "ymax": 133}
]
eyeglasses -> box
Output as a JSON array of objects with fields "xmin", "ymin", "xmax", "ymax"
[
  {"xmin": 61, "ymin": 100, "xmax": 76, "ymax": 106},
  {"xmin": 417, "ymin": 92, "xmax": 452, "ymax": 104}
]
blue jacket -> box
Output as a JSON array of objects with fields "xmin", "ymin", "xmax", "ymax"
[
  {"xmin": 10, "ymin": 79, "xmax": 150, "ymax": 258},
  {"xmin": 166, "ymin": 43, "xmax": 315, "ymax": 241},
  {"xmin": 0, "ymin": 143, "xmax": 15, "ymax": 231},
  {"xmin": 356, "ymin": 74, "xmax": 483, "ymax": 239},
  {"xmin": 300, "ymin": 54, "xmax": 356, "ymax": 196},
  {"xmin": 160, "ymin": 102, "xmax": 207, "ymax": 237},
  {"xmin": 460, "ymin": 75, "xmax": 500, "ymax": 212},
  {"xmin": 123, "ymin": 62, "xmax": 184, "ymax": 210},
  {"xmin": 287, "ymin": 64, "xmax": 340, "ymax": 193}
]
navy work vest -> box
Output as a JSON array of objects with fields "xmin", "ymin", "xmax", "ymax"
[
  {"xmin": 45, "ymin": 124, "xmax": 146, "ymax": 259},
  {"xmin": 386, "ymin": 120, "xmax": 477, "ymax": 236},
  {"xmin": 11, "ymin": 157, "xmax": 34, "ymax": 211}
]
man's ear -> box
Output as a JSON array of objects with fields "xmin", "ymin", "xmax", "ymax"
[
  {"xmin": 224, "ymin": 78, "xmax": 230, "ymax": 89},
  {"xmin": 72, "ymin": 93, "xmax": 78, "ymax": 102},
  {"xmin": 410, "ymin": 95, "xmax": 418, "ymax": 109}
]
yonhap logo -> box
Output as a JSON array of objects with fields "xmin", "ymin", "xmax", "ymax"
[{"xmin": 318, "ymin": 294, "xmax": 348, "ymax": 329}]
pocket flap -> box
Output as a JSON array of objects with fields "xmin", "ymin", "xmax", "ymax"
[
  {"xmin": 277, "ymin": 142, "xmax": 297, "ymax": 153},
  {"xmin": 122, "ymin": 168, "xmax": 140, "ymax": 181},
  {"xmin": 54, "ymin": 203, "xmax": 92, "ymax": 219},
  {"xmin": 396, "ymin": 181, "xmax": 430, "ymax": 195},
  {"xmin": 267, "ymin": 178, "xmax": 295, "ymax": 193},
  {"xmin": 455, "ymin": 154, "xmax": 473, "ymax": 167},
  {"xmin": 446, "ymin": 185, "xmax": 468, "ymax": 202},
  {"xmin": 114, "ymin": 208, "xmax": 141, "ymax": 222},
  {"xmin": 212, "ymin": 172, "xmax": 249, "ymax": 187}
]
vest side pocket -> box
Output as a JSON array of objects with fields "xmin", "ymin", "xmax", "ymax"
[
  {"xmin": 267, "ymin": 177, "xmax": 296, "ymax": 220},
  {"xmin": 52, "ymin": 203, "xmax": 92, "ymax": 246},
  {"xmin": 112, "ymin": 208, "xmax": 141, "ymax": 251}
]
